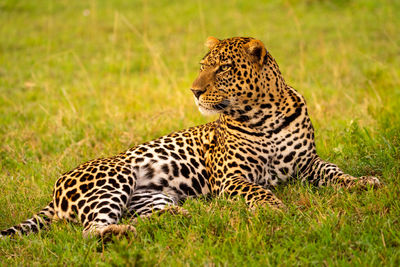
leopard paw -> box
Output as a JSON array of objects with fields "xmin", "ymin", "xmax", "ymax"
[{"xmin": 357, "ymin": 176, "xmax": 382, "ymax": 189}]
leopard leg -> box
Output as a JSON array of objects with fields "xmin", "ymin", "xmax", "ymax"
[
  {"xmin": 81, "ymin": 190, "xmax": 136, "ymax": 239},
  {"xmin": 127, "ymin": 190, "xmax": 189, "ymax": 224},
  {"xmin": 300, "ymin": 155, "xmax": 381, "ymax": 189},
  {"xmin": 212, "ymin": 175, "xmax": 286, "ymax": 210}
]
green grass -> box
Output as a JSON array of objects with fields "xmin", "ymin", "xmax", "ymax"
[{"xmin": 1, "ymin": 0, "xmax": 400, "ymax": 265}]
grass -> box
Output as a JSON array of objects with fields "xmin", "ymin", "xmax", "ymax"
[{"xmin": 0, "ymin": 0, "xmax": 399, "ymax": 265}]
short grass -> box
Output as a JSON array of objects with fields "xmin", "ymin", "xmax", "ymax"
[{"xmin": 1, "ymin": 0, "xmax": 399, "ymax": 265}]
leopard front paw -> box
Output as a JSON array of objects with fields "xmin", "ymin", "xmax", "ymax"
[
  {"xmin": 357, "ymin": 176, "xmax": 381, "ymax": 189},
  {"xmin": 336, "ymin": 174, "xmax": 382, "ymax": 190}
]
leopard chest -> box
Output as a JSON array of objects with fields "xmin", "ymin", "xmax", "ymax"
[
  {"xmin": 229, "ymin": 141, "xmax": 295, "ymax": 188},
  {"xmin": 260, "ymin": 127, "xmax": 315, "ymax": 186},
  {"xmin": 220, "ymin": 132, "xmax": 309, "ymax": 189},
  {"xmin": 211, "ymin": 133, "xmax": 271, "ymax": 186}
]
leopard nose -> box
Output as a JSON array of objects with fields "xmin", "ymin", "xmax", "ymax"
[{"xmin": 191, "ymin": 88, "xmax": 206, "ymax": 99}]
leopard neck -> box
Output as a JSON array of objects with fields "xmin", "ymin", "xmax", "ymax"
[{"xmin": 221, "ymin": 83, "xmax": 305, "ymax": 135}]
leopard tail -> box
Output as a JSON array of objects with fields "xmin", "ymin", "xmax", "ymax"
[{"xmin": 1, "ymin": 201, "xmax": 55, "ymax": 237}]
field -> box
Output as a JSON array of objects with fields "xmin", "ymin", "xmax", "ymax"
[{"xmin": 1, "ymin": 0, "xmax": 399, "ymax": 265}]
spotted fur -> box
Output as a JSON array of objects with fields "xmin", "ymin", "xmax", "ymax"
[{"xmin": 1, "ymin": 37, "xmax": 380, "ymax": 238}]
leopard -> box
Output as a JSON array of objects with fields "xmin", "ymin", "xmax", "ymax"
[{"xmin": 1, "ymin": 36, "xmax": 381, "ymax": 239}]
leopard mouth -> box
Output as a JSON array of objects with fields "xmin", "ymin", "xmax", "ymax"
[{"xmin": 212, "ymin": 99, "xmax": 230, "ymax": 110}]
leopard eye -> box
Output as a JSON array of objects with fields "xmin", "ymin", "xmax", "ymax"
[
  {"xmin": 218, "ymin": 64, "xmax": 232, "ymax": 73},
  {"xmin": 199, "ymin": 60, "xmax": 208, "ymax": 71}
]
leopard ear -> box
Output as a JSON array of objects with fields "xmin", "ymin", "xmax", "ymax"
[
  {"xmin": 244, "ymin": 39, "xmax": 267, "ymax": 66},
  {"xmin": 205, "ymin": 36, "xmax": 220, "ymax": 50}
]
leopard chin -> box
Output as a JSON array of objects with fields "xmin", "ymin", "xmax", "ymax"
[
  {"xmin": 196, "ymin": 99, "xmax": 230, "ymax": 116},
  {"xmin": 198, "ymin": 105, "xmax": 220, "ymax": 116}
]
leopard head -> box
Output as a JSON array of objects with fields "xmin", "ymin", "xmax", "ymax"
[{"xmin": 191, "ymin": 37, "xmax": 284, "ymax": 119}]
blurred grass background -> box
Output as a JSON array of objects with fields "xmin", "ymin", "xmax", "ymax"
[{"xmin": 0, "ymin": 0, "xmax": 399, "ymax": 265}]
